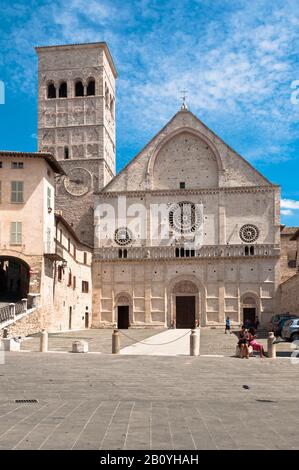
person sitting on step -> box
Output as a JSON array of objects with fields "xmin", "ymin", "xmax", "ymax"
[{"xmin": 248, "ymin": 327, "xmax": 267, "ymax": 358}]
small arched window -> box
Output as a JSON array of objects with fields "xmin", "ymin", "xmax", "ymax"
[
  {"xmin": 123, "ymin": 249, "xmax": 128, "ymax": 259},
  {"xmin": 75, "ymin": 80, "xmax": 84, "ymax": 97},
  {"xmin": 47, "ymin": 83, "xmax": 56, "ymax": 99},
  {"xmin": 110, "ymin": 96, "xmax": 114, "ymax": 117},
  {"xmin": 64, "ymin": 146, "xmax": 69, "ymax": 160},
  {"xmin": 87, "ymin": 79, "xmax": 95, "ymax": 96},
  {"xmin": 175, "ymin": 248, "xmax": 180, "ymax": 258},
  {"xmin": 59, "ymin": 82, "xmax": 67, "ymax": 98},
  {"xmin": 105, "ymin": 85, "xmax": 109, "ymax": 107}
]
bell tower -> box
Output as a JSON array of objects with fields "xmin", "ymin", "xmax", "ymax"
[{"xmin": 35, "ymin": 42, "xmax": 117, "ymax": 245}]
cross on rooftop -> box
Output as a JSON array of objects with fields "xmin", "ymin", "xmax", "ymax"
[{"xmin": 180, "ymin": 89, "xmax": 188, "ymax": 110}]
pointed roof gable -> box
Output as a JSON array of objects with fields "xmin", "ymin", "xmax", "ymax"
[{"xmin": 102, "ymin": 109, "xmax": 273, "ymax": 193}]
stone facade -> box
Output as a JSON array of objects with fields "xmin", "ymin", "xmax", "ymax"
[
  {"xmin": 280, "ymin": 273, "xmax": 299, "ymax": 315},
  {"xmin": 280, "ymin": 226, "xmax": 298, "ymax": 283},
  {"xmin": 1, "ymin": 41, "xmax": 296, "ymax": 334},
  {"xmin": 0, "ymin": 151, "xmax": 63, "ymax": 300},
  {"xmin": 0, "ymin": 151, "xmax": 92, "ymax": 334},
  {"xmin": 279, "ymin": 228, "xmax": 299, "ymax": 315},
  {"xmin": 93, "ymin": 108, "xmax": 281, "ymax": 328},
  {"xmin": 36, "ymin": 43, "xmax": 117, "ymax": 245},
  {"xmin": 43, "ymin": 214, "xmax": 92, "ymax": 332}
]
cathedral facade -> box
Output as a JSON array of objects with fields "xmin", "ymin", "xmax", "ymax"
[{"xmin": 37, "ymin": 42, "xmax": 281, "ymax": 330}]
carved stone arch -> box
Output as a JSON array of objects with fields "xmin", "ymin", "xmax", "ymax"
[
  {"xmin": 58, "ymin": 80, "xmax": 67, "ymax": 98},
  {"xmin": 46, "ymin": 80, "xmax": 57, "ymax": 99},
  {"xmin": 146, "ymin": 127, "xmax": 225, "ymax": 190},
  {"xmin": 0, "ymin": 254, "xmax": 32, "ymax": 301},
  {"xmin": 74, "ymin": 78, "xmax": 84, "ymax": 97},
  {"xmin": 114, "ymin": 291, "xmax": 133, "ymax": 327},
  {"xmin": 0, "ymin": 251, "xmax": 31, "ymax": 268},
  {"xmin": 115, "ymin": 292, "xmax": 131, "ymax": 305},
  {"xmin": 167, "ymin": 274, "xmax": 206, "ymax": 327},
  {"xmin": 86, "ymin": 76, "xmax": 96, "ymax": 96},
  {"xmin": 241, "ymin": 291, "xmax": 261, "ymax": 325}
]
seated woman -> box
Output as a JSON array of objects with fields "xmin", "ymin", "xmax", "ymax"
[
  {"xmin": 248, "ymin": 327, "xmax": 266, "ymax": 358},
  {"xmin": 237, "ymin": 325, "xmax": 250, "ymax": 359}
]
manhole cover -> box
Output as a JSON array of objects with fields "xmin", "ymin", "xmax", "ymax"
[
  {"xmin": 256, "ymin": 399, "xmax": 276, "ymax": 403},
  {"xmin": 15, "ymin": 399, "xmax": 39, "ymax": 404}
]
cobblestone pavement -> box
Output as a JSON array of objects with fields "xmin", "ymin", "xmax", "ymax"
[
  {"xmin": 0, "ymin": 351, "xmax": 299, "ymax": 450},
  {"xmin": 20, "ymin": 327, "xmax": 294, "ymax": 357},
  {"xmin": 20, "ymin": 328, "xmax": 164, "ymax": 354}
]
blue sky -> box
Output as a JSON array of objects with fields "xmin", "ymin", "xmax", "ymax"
[{"xmin": 1, "ymin": 0, "xmax": 299, "ymax": 225}]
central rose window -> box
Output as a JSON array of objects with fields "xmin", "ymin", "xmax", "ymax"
[
  {"xmin": 114, "ymin": 227, "xmax": 133, "ymax": 246},
  {"xmin": 169, "ymin": 201, "xmax": 202, "ymax": 235}
]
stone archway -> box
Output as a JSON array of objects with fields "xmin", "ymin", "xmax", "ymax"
[
  {"xmin": 115, "ymin": 293, "xmax": 132, "ymax": 329},
  {"xmin": 0, "ymin": 256, "xmax": 30, "ymax": 302},
  {"xmin": 241, "ymin": 293, "xmax": 259, "ymax": 327},
  {"xmin": 146, "ymin": 127, "xmax": 225, "ymax": 190},
  {"xmin": 168, "ymin": 278, "xmax": 203, "ymax": 328}
]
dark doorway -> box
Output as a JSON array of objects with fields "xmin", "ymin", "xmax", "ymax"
[
  {"xmin": 176, "ymin": 296, "xmax": 196, "ymax": 329},
  {"xmin": 243, "ymin": 308, "xmax": 256, "ymax": 327},
  {"xmin": 118, "ymin": 305, "xmax": 129, "ymax": 329},
  {"xmin": 85, "ymin": 312, "xmax": 89, "ymax": 328},
  {"xmin": 0, "ymin": 257, "xmax": 29, "ymax": 302},
  {"xmin": 69, "ymin": 307, "xmax": 72, "ymax": 330}
]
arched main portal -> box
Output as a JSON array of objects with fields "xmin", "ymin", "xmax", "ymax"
[
  {"xmin": 241, "ymin": 294, "xmax": 259, "ymax": 327},
  {"xmin": 0, "ymin": 256, "xmax": 30, "ymax": 302},
  {"xmin": 171, "ymin": 280, "xmax": 200, "ymax": 329},
  {"xmin": 115, "ymin": 293, "xmax": 132, "ymax": 329}
]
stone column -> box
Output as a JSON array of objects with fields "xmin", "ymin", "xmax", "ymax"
[
  {"xmin": 267, "ymin": 332, "xmax": 276, "ymax": 358},
  {"xmin": 112, "ymin": 329, "xmax": 120, "ymax": 354},
  {"xmin": 21, "ymin": 298, "xmax": 28, "ymax": 313},
  {"xmin": 218, "ymin": 201, "xmax": 226, "ymax": 245},
  {"xmin": 144, "ymin": 264, "xmax": 152, "ymax": 325},
  {"xmin": 40, "ymin": 330, "xmax": 48, "ymax": 352},
  {"xmin": 9, "ymin": 303, "xmax": 15, "ymax": 320},
  {"xmin": 218, "ymin": 281, "xmax": 225, "ymax": 323},
  {"xmin": 190, "ymin": 329, "xmax": 200, "ymax": 356}
]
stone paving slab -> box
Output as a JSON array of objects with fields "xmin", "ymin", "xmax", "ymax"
[
  {"xmin": 18, "ymin": 327, "xmax": 295, "ymax": 357},
  {"xmin": 20, "ymin": 328, "xmax": 163, "ymax": 354},
  {"xmin": 120, "ymin": 329, "xmax": 192, "ymax": 355},
  {"xmin": 0, "ymin": 351, "xmax": 299, "ymax": 449}
]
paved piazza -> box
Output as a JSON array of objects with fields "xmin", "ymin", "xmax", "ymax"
[{"xmin": 0, "ymin": 328, "xmax": 298, "ymax": 450}]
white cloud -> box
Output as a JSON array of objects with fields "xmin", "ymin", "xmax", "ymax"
[
  {"xmin": 281, "ymin": 199, "xmax": 299, "ymax": 210},
  {"xmin": 1, "ymin": 0, "xmax": 299, "ymax": 169},
  {"xmin": 281, "ymin": 209, "xmax": 294, "ymax": 216}
]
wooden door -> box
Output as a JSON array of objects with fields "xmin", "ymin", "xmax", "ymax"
[
  {"xmin": 176, "ymin": 296, "xmax": 195, "ymax": 329},
  {"xmin": 118, "ymin": 306, "xmax": 129, "ymax": 329},
  {"xmin": 243, "ymin": 308, "xmax": 256, "ymax": 327}
]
